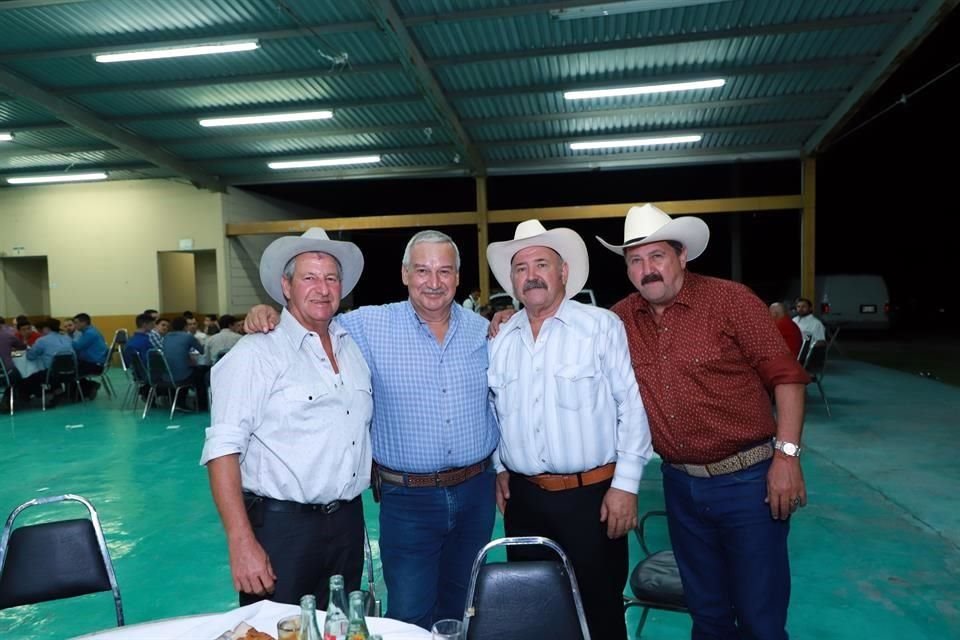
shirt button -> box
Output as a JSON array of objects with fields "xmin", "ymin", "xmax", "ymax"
[
  {"xmin": 352, "ymin": 441, "xmax": 356, "ymax": 445},
  {"xmin": 308, "ymin": 396, "xmax": 313, "ymax": 400},
  {"xmin": 442, "ymin": 389, "xmax": 447, "ymax": 393},
  {"xmin": 346, "ymin": 410, "xmax": 350, "ymax": 415}
]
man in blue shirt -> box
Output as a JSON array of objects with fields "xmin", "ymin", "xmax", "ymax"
[
  {"xmin": 247, "ymin": 230, "xmax": 498, "ymax": 629},
  {"xmin": 72, "ymin": 313, "xmax": 108, "ymax": 398},
  {"xmin": 125, "ymin": 313, "xmax": 155, "ymax": 368},
  {"xmin": 162, "ymin": 316, "xmax": 207, "ymax": 410},
  {"xmin": 22, "ymin": 318, "xmax": 75, "ymax": 405}
]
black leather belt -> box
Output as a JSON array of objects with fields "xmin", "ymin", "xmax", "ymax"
[{"xmin": 243, "ymin": 493, "xmax": 359, "ymax": 515}]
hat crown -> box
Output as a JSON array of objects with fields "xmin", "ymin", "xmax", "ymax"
[
  {"xmin": 624, "ymin": 203, "xmax": 672, "ymax": 239},
  {"xmin": 302, "ymin": 227, "xmax": 332, "ymax": 241},
  {"xmin": 512, "ymin": 219, "xmax": 548, "ymax": 241}
]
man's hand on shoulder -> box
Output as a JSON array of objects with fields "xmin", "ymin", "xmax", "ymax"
[
  {"xmin": 244, "ymin": 305, "xmax": 280, "ymax": 334},
  {"xmin": 487, "ymin": 309, "xmax": 517, "ymax": 339}
]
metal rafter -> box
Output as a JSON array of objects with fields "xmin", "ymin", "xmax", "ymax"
[{"xmin": 0, "ymin": 64, "xmax": 224, "ymax": 191}]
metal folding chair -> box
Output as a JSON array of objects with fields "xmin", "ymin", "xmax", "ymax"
[
  {"xmin": 42, "ymin": 351, "xmax": 84, "ymax": 410},
  {"xmin": 146, "ymin": 348, "xmax": 196, "ymax": 420},
  {"xmin": 623, "ymin": 511, "xmax": 688, "ymax": 638}
]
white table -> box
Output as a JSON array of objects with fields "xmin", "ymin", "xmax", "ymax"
[
  {"xmin": 72, "ymin": 600, "xmax": 430, "ymax": 639},
  {"xmin": 11, "ymin": 353, "xmax": 42, "ymax": 378}
]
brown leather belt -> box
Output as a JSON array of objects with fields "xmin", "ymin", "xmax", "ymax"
[
  {"xmin": 376, "ymin": 459, "xmax": 489, "ymax": 488},
  {"xmin": 522, "ymin": 462, "xmax": 616, "ymax": 492},
  {"xmin": 670, "ymin": 441, "xmax": 773, "ymax": 478}
]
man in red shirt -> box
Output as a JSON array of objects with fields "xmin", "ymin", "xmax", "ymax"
[
  {"xmin": 770, "ymin": 302, "xmax": 804, "ymax": 359},
  {"xmin": 598, "ymin": 204, "xmax": 810, "ymax": 640}
]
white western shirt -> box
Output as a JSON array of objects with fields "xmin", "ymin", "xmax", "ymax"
[
  {"xmin": 793, "ymin": 314, "xmax": 826, "ymax": 342},
  {"xmin": 488, "ymin": 299, "xmax": 653, "ymax": 494},
  {"xmin": 200, "ymin": 308, "xmax": 373, "ymax": 504}
]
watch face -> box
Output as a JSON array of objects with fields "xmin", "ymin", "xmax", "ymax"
[{"xmin": 780, "ymin": 442, "xmax": 799, "ymax": 456}]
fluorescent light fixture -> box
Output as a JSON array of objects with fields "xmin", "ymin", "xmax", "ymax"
[
  {"xmin": 0, "ymin": 132, "xmax": 12, "ymax": 142},
  {"xmin": 551, "ymin": 0, "xmax": 733, "ymax": 20},
  {"xmin": 95, "ymin": 39, "xmax": 259, "ymax": 63},
  {"xmin": 569, "ymin": 134, "xmax": 702, "ymax": 150},
  {"xmin": 268, "ymin": 155, "xmax": 381, "ymax": 170},
  {"xmin": 199, "ymin": 110, "xmax": 334, "ymax": 128},
  {"xmin": 5, "ymin": 172, "xmax": 109, "ymax": 185},
  {"xmin": 565, "ymin": 78, "xmax": 725, "ymax": 100}
]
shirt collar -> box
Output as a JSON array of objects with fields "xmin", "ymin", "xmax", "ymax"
[
  {"xmin": 278, "ymin": 307, "xmax": 347, "ymax": 351},
  {"xmin": 509, "ymin": 297, "xmax": 572, "ymax": 334}
]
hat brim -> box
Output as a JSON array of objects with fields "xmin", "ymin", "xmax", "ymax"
[
  {"xmin": 596, "ymin": 216, "xmax": 709, "ymax": 260},
  {"xmin": 259, "ymin": 235, "xmax": 364, "ymax": 305},
  {"xmin": 487, "ymin": 228, "xmax": 589, "ymax": 300}
]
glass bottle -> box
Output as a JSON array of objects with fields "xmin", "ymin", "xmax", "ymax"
[
  {"xmin": 323, "ymin": 575, "xmax": 349, "ymax": 640},
  {"xmin": 298, "ymin": 594, "xmax": 322, "ymax": 640},
  {"xmin": 345, "ymin": 590, "xmax": 370, "ymax": 640}
]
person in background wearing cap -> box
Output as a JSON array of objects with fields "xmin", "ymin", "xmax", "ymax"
[
  {"xmin": 487, "ymin": 220, "xmax": 653, "ymax": 639},
  {"xmin": 598, "ymin": 204, "xmax": 810, "ymax": 639},
  {"xmin": 245, "ymin": 230, "xmax": 497, "ymax": 630},
  {"xmin": 200, "ymin": 228, "xmax": 373, "ymax": 608}
]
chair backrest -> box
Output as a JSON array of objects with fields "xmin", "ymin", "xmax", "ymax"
[
  {"xmin": 463, "ymin": 537, "xmax": 590, "ymax": 640},
  {"xmin": 804, "ymin": 343, "xmax": 828, "ymax": 378},
  {"xmin": 127, "ymin": 350, "xmax": 149, "ymax": 385},
  {"xmin": 0, "ymin": 359, "xmax": 10, "ymax": 389},
  {"xmin": 797, "ymin": 336, "xmax": 811, "ymax": 363},
  {"xmin": 112, "ymin": 329, "xmax": 129, "ymax": 371},
  {"xmin": 146, "ymin": 348, "xmax": 172, "ymax": 384},
  {"xmin": 0, "ymin": 494, "xmax": 124, "ymax": 626},
  {"xmin": 46, "ymin": 351, "xmax": 78, "ymax": 384}
]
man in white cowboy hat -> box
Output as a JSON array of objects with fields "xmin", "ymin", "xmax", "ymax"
[
  {"xmin": 201, "ymin": 227, "xmax": 374, "ymax": 609},
  {"xmin": 487, "ymin": 219, "xmax": 653, "ymax": 640},
  {"xmin": 244, "ymin": 229, "xmax": 497, "ymax": 630},
  {"xmin": 599, "ymin": 204, "xmax": 810, "ymax": 640}
]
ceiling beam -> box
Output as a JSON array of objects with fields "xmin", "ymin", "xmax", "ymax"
[
  {"xmin": 226, "ymin": 163, "xmax": 468, "ymax": 186},
  {"xmin": 804, "ymin": 0, "xmax": 960, "ymax": 153},
  {"xmin": 162, "ymin": 120, "xmax": 441, "ymax": 146},
  {"xmin": 0, "ymin": 65, "xmax": 224, "ymax": 191},
  {"xmin": 366, "ymin": 0, "xmax": 484, "ymax": 174},
  {"xmin": 0, "ymin": 0, "xmax": 97, "ymax": 10}
]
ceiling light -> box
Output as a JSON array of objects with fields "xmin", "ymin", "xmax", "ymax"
[
  {"xmin": 569, "ymin": 135, "xmax": 702, "ymax": 150},
  {"xmin": 0, "ymin": 132, "xmax": 12, "ymax": 142},
  {"xmin": 5, "ymin": 172, "xmax": 109, "ymax": 185},
  {"xmin": 564, "ymin": 78, "xmax": 725, "ymax": 100},
  {"xmin": 550, "ymin": 0, "xmax": 733, "ymax": 20},
  {"xmin": 268, "ymin": 155, "xmax": 381, "ymax": 170},
  {"xmin": 94, "ymin": 40, "xmax": 259, "ymax": 63},
  {"xmin": 199, "ymin": 110, "xmax": 334, "ymax": 128}
]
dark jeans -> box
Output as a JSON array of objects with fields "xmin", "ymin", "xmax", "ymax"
[
  {"xmin": 662, "ymin": 459, "xmax": 790, "ymax": 640},
  {"xmin": 504, "ymin": 474, "xmax": 628, "ymax": 640},
  {"xmin": 378, "ymin": 469, "xmax": 496, "ymax": 629},
  {"xmin": 78, "ymin": 360, "xmax": 103, "ymax": 396},
  {"xmin": 239, "ymin": 495, "xmax": 365, "ymax": 607}
]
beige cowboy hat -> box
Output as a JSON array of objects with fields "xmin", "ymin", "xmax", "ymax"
[
  {"xmin": 259, "ymin": 227, "xmax": 364, "ymax": 305},
  {"xmin": 486, "ymin": 219, "xmax": 589, "ymax": 300},
  {"xmin": 596, "ymin": 203, "xmax": 710, "ymax": 260}
]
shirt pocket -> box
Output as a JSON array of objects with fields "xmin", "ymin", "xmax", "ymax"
[
  {"xmin": 351, "ymin": 381, "xmax": 374, "ymax": 425},
  {"xmin": 279, "ymin": 384, "xmax": 330, "ymax": 407},
  {"xmin": 554, "ymin": 364, "xmax": 600, "ymax": 411},
  {"xmin": 489, "ymin": 370, "xmax": 520, "ymax": 416}
]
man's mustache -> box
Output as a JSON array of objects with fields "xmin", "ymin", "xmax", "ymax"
[
  {"xmin": 523, "ymin": 279, "xmax": 548, "ymax": 292},
  {"xmin": 641, "ymin": 273, "xmax": 664, "ymax": 286}
]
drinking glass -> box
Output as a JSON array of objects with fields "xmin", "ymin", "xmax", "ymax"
[
  {"xmin": 277, "ymin": 615, "xmax": 300, "ymax": 640},
  {"xmin": 431, "ymin": 618, "xmax": 463, "ymax": 640}
]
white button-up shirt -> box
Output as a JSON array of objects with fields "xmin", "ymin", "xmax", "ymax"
[
  {"xmin": 200, "ymin": 308, "xmax": 373, "ymax": 504},
  {"xmin": 793, "ymin": 314, "xmax": 826, "ymax": 343},
  {"xmin": 488, "ymin": 299, "xmax": 653, "ymax": 494}
]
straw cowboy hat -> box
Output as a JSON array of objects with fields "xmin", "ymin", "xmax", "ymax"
[
  {"xmin": 259, "ymin": 227, "xmax": 364, "ymax": 305},
  {"xmin": 486, "ymin": 219, "xmax": 589, "ymax": 300},
  {"xmin": 596, "ymin": 203, "xmax": 710, "ymax": 260}
]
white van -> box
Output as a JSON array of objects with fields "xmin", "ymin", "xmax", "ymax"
[{"xmin": 788, "ymin": 274, "xmax": 891, "ymax": 330}]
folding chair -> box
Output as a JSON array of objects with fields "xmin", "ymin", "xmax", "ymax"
[
  {"xmin": 112, "ymin": 329, "xmax": 129, "ymax": 371},
  {"xmin": 797, "ymin": 336, "xmax": 811, "ymax": 363},
  {"xmin": 0, "ymin": 494, "xmax": 124, "ymax": 626},
  {"xmin": 146, "ymin": 348, "xmax": 196, "ymax": 420},
  {"xmin": 803, "ymin": 343, "xmax": 832, "ymax": 417},
  {"xmin": 0, "ymin": 359, "xmax": 16, "ymax": 415},
  {"xmin": 363, "ymin": 528, "xmax": 381, "ymax": 617},
  {"xmin": 43, "ymin": 351, "xmax": 84, "ymax": 410},
  {"xmin": 121, "ymin": 351, "xmax": 151, "ymax": 416},
  {"xmin": 463, "ymin": 536, "xmax": 591, "ymax": 640},
  {"xmin": 623, "ymin": 511, "xmax": 687, "ymax": 638},
  {"xmin": 80, "ymin": 344, "xmax": 117, "ymax": 400}
]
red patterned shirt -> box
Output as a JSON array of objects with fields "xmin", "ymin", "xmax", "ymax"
[{"xmin": 611, "ymin": 272, "xmax": 809, "ymax": 464}]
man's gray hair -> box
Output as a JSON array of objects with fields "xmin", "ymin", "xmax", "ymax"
[
  {"xmin": 402, "ymin": 230, "xmax": 461, "ymax": 271},
  {"xmin": 282, "ymin": 252, "xmax": 343, "ymax": 283}
]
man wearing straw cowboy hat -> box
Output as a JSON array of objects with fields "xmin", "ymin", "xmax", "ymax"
[
  {"xmin": 599, "ymin": 204, "xmax": 810, "ymax": 639},
  {"xmin": 487, "ymin": 219, "xmax": 653, "ymax": 639},
  {"xmin": 201, "ymin": 227, "xmax": 374, "ymax": 608}
]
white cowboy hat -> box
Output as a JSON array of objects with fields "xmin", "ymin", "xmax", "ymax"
[
  {"xmin": 486, "ymin": 219, "xmax": 589, "ymax": 300},
  {"xmin": 596, "ymin": 203, "xmax": 710, "ymax": 260},
  {"xmin": 259, "ymin": 227, "xmax": 364, "ymax": 305}
]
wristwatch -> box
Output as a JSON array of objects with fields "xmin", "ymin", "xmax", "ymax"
[{"xmin": 774, "ymin": 439, "xmax": 802, "ymax": 458}]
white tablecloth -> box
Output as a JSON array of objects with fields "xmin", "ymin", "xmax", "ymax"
[
  {"xmin": 11, "ymin": 353, "xmax": 42, "ymax": 378},
  {"xmin": 72, "ymin": 600, "xmax": 430, "ymax": 639}
]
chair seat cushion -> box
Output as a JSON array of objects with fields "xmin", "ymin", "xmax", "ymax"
[{"xmin": 630, "ymin": 550, "xmax": 686, "ymax": 608}]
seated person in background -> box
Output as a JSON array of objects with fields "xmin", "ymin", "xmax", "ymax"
[
  {"xmin": 204, "ymin": 314, "xmax": 243, "ymax": 364},
  {"xmin": 17, "ymin": 319, "xmax": 41, "ymax": 346},
  {"xmin": 0, "ymin": 317, "xmax": 16, "ymax": 337},
  {"xmin": 0, "ymin": 325, "xmax": 27, "ymax": 401},
  {"xmin": 186, "ymin": 315, "xmax": 208, "ymax": 350},
  {"xmin": 125, "ymin": 313, "xmax": 155, "ymax": 368},
  {"xmin": 770, "ymin": 302, "xmax": 804, "ymax": 358},
  {"xmin": 792, "ymin": 297, "xmax": 827, "ymax": 345},
  {"xmin": 22, "ymin": 319, "xmax": 74, "ymax": 405},
  {"xmin": 162, "ymin": 316, "xmax": 208, "ymax": 411},
  {"xmin": 72, "ymin": 313, "xmax": 108, "ymax": 398},
  {"xmin": 61, "ymin": 318, "xmax": 79, "ymax": 339},
  {"xmin": 204, "ymin": 314, "xmax": 220, "ymax": 335}
]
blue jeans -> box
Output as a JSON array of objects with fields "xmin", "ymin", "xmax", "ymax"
[
  {"xmin": 378, "ymin": 469, "xmax": 496, "ymax": 629},
  {"xmin": 662, "ymin": 459, "xmax": 790, "ymax": 640}
]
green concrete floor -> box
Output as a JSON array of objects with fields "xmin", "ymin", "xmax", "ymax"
[{"xmin": 1, "ymin": 358, "xmax": 958, "ymax": 639}]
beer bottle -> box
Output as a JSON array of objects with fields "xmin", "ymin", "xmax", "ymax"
[
  {"xmin": 345, "ymin": 590, "xmax": 370, "ymax": 640},
  {"xmin": 323, "ymin": 575, "xmax": 349, "ymax": 640},
  {"xmin": 298, "ymin": 594, "xmax": 322, "ymax": 640}
]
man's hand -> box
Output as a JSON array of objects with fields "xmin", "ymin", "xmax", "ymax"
[
  {"xmin": 243, "ymin": 305, "xmax": 280, "ymax": 334},
  {"xmin": 600, "ymin": 487, "xmax": 637, "ymax": 539},
  {"xmin": 487, "ymin": 309, "xmax": 517, "ymax": 339},
  {"xmin": 765, "ymin": 454, "xmax": 806, "ymax": 520},
  {"xmin": 228, "ymin": 534, "xmax": 277, "ymax": 596},
  {"xmin": 495, "ymin": 471, "xmax": 511, "ymax": 514}
]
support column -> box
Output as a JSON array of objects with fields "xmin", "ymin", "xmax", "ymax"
[
  {"xmin": 801, "ymin": 157, "xmax": 816, "ymax": 303},
  {"xmin": 476, "ymin": 176, "xmax": 490, "ymax": 303}
]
